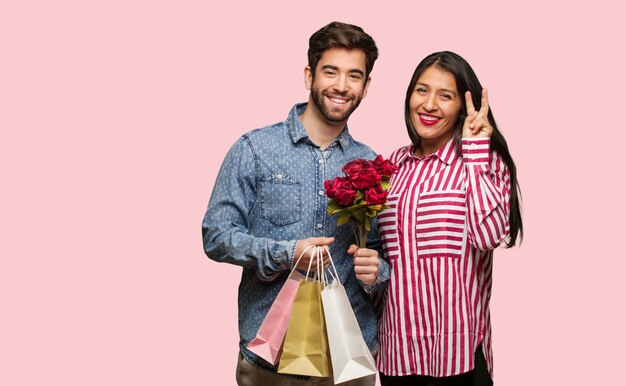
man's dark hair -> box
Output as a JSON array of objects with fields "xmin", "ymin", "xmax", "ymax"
[{"xmin": 308, "ymin": 21, "xmax": 379, "ymax": 78}]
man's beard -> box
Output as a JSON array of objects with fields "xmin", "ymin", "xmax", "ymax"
[{"xmin": 310, "ymin": 86, "xmax": 362, "ymax": 123}]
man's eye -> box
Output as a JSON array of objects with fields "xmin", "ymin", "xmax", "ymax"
[{"xmin": 349, "ymin": 74, "xmax": 362, "ymax": 80}]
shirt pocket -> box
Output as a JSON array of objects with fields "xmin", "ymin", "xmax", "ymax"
[
  {"xmin": 415, "ymin": 189, "xmax": 466, "ymax": 259},
  {"xmin": 260, "ymin": 171, "xmax": 302, "ymax": 226}
]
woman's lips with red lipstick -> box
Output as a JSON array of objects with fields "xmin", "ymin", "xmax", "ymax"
[{"xmin": 418, "ymin": 113, "xmax": 440, "ymax": 126}]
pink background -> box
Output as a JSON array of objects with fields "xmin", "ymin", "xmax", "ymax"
[{"xmin": 1, "ymin": 0, "xmax": 624, "ymax": 385}]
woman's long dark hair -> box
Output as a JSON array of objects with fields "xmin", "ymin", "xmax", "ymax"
[{"xmin": 405, "ymin": 51, "xmax": 523, "ymax": 247}]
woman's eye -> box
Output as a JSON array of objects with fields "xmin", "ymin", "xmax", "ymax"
[
  {"xmin": 416, "ymin": 87, "xmax": 427, "ymax": 93},
  {"xmin": 441, "ymin": 94, "xmax": 452, "ymax": 100}
]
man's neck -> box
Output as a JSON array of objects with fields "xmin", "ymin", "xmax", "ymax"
[{"xmin": 299, "ymin": 102, "xmax": 346, "ymax": 149}]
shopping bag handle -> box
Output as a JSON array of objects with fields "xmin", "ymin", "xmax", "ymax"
[
  {"xmin": 294, "ymin": 245, "xmax": 324, "ymax": 283},
  {"xmin": 290, "ymin": 245, "xmax": 317, "ymax": 277},
  {"xmin": 319, "ymin": 245, "xmax": 340, "ymax": 288}
]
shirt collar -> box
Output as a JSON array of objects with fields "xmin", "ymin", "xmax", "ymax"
[
  {"xmin": 397, "ymin": 137, "xmax": 459, "ymax": 166},
  {"xmin": 287, "ymin": 103, "xmax": 352, "ymax": 151}
]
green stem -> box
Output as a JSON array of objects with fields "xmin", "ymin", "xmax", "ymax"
[
  {"xmin": 358, "ymin": 223, "xmax": 367, "ymax": 248},
  {"xmin": 351, "ymin": 222, "xmax": 359, "ymax": 247}
]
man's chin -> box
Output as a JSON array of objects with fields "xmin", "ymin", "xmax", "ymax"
[
  {"xmin": 321, "ymin": 106, "xmax": 354, "ymax": 122},
  {"xmin": 310, "ymin": 92, "xmax": 359, "ymax": 124},
  {"xmin": 322, "ymin": 112, "xmax": 350, "ymax": 123}
]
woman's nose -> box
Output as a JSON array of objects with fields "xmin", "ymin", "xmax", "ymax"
[{"xmin": 423, "ymin": 94, "xmax": 437, "ymax": 111}]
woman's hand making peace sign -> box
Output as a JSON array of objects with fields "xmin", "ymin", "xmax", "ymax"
[{"xmin": 462, "ymin": 88, "xmax": 493, "ymax": 139}]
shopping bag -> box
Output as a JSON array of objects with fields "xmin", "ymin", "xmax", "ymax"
[
  {"xmin": 277, "ymin": 247, "xmax": 332, "ymax": 377},
  {"xmin": 246, "ymin": 245, "xmax": 315, "ymax": 364},
  {"xmin": 321, "ymin": 247, "xmax": 376, "ymax": 384},
  {"xmin": 246, "ymin": 270, "xmax": 304, "ymax": 364}
]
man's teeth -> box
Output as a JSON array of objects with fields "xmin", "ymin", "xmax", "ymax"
[{"xmin": 330, "ymin": 97, "xmax": 348, "ymax": 104}]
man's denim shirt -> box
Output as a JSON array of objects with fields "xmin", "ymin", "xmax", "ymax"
[{"xmin": 202, "ymin": 103, "xmax": 390, "ymax": 372}]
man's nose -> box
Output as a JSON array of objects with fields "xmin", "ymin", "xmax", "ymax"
[{"xmin": 333, "ymin": 76, "xmax": 349, "ymax": 93}]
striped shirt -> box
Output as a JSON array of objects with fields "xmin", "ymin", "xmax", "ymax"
[{"xmin": 376, "ymin": 137, "xmax": 511, "ymax": 378}]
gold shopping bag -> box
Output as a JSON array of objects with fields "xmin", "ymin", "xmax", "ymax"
[{"xmin": 277, "ymin": 247, "xmax": 332, "ymax": 377}]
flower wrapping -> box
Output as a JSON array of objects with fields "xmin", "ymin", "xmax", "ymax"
[{"xmin": 325, "ymin": 155, "xmax": 398, "ymax": 247}]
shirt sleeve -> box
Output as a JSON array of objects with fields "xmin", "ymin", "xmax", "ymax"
[
  {"xmin": 362, "ymin": 217, "xmax": 391, "ymax": 294},
  {"xmin": 462, "ymin": 138, "xmax": 511, "ymax": 250},
  {"xmin": 201, "ymin": 136, "xmax": 296, "ymax": 281}
]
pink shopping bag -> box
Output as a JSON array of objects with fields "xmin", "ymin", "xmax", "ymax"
[{"xmin": 246, "ymin": 246, "xmax": 315, "ymax": 364}]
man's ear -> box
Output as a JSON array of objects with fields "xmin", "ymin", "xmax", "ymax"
[
  {"xmin": 362, "ymin": 76, "xmax": 371, "ymax": 98},
  {"xmin": 304, "ymin": 66, "xmax": 313, "ymax": 90}
]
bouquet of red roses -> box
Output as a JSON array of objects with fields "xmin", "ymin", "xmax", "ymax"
[{"xmin": 324, "ymin": 155, "xmax": 398, "ymax": 247}]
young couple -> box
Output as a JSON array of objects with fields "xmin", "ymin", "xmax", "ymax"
[{"xmin": 202, "ymin": 22, "xmax": 522, "ymax": 386}]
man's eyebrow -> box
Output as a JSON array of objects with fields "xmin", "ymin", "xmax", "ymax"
[{"xmin": 320, "ymin": 65, "xmax": 364, "ymax": 76}]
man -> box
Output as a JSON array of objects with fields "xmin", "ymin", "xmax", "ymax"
[{"xmin": 202, "ymin": 21, "xmax": 389, "ymax": 386}]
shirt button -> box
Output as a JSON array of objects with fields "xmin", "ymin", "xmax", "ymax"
[
  {"xmin": 316, "ymin": 223, "xmax": 323, "ymax": 229},
  {"xmin": 276, "ymin": 172, "xmax": 283, "ymax": 179},
  {"xmin": 318, "ymin": 159, "xmax": 324, "ymax": 164},
  {"xmin": 318, "ymin": 190, "xmax": 324, "ymax": 196}
]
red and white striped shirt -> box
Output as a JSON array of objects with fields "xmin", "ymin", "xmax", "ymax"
[{"xmin": 377, "ymin": 137, "xmax": 511, "ymax": 378}]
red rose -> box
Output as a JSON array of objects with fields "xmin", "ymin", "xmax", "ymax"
[
  {"xmin": 371, "ymin": 155, "xmax": 398, "ymax": 177},
  {"xmin": 364, "ymin": 183, "xmax": 388, "ymax": 205},
  {"xmin": 349, "ymin": 168, "xmax": 381, "ymax": 190},
  {"xmin": 325, "ymin": 177, "xmax": 357, "ymax": 206},
  {"xmin": 342, "ymin": 159, "xmax": 371, "ymax": 176}
]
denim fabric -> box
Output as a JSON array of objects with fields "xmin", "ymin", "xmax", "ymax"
[{"xmin": 202, "ymin": 103, "xmax": 390, "ymax": 372}]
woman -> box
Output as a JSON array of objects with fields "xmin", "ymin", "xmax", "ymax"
[{"xmin": 376, "ymin": 51, "xmax": 523, "ymax": 385}]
